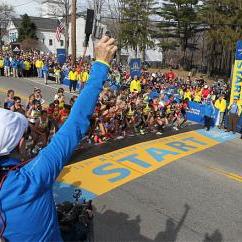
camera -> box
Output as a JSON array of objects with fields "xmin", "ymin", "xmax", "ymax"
[{"xmin": 56, "ymin": 189, "xmax": 93, "ymax": 241}]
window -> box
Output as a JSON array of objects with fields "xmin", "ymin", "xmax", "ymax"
[
  {"xmin": 42, "ymin": 39, "xmax": 45, "ymax": 44},
  {"xmin": 60, "ymin": 40, "xmax": 64, "ymax": 47},
  {"xmin": 49, "ymin": 39, "xmax": 53, "ymax": 46},
  {"xmin": 9, "ymin": 32, "xmax": 17, "ymax": 42}
]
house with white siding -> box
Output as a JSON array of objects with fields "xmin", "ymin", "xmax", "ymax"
[{"xmin": 5, "ymin": 16, "xmax": 65, "ymax": 53}]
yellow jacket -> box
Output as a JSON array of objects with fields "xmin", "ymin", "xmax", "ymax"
[
  {"xmin": 35, "ymin": 60, "xmax": 43, "ymax": 69},
  {"xmin": 69, "ymin": 70, "xmax": 78, "ymax": 81},
  {"xmin": 184, "ymin": 91, "xmax": 192, "ymax": 101},
  {"xmin": 24, "ymin": 61, "xmax": 31, "ymax": 71},
  {"xmin": 130, "ymin": 79, "xmax": 141, "ymax": 93},
  {"xmin": 215, "ymin": 99, "xmax": 227, "ymax": 113},
  {"xmin": 0, "ymin": 59, "xmax": 4, "ymax": 68},
  {"xmin": 194, "ymin": 91, "xmax": 202, "ymax": 103},
  {"xmin": 79, "ymin": 71, "xmax": 89, "ymax": 83}
]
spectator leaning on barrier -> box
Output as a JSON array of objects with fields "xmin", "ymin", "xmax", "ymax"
[
  {"xmin": 214, "ymin": 95, "xmax": 227, "ymax": 129},
  {"xmin": 0, "ymin": 36, "xmax": 117, "ymax": 241},
  {"xmin": 226, "ymin": 98, "xmax": 241, "ymax": 134}
]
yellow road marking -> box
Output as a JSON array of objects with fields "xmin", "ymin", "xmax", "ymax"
[
  {"xmin": 207, "ymin": 166, "xmax": 242, "ymax": 183},
  {"xmin": 58, "ymin": 131, "xmax": 219, "ymax": 195}
]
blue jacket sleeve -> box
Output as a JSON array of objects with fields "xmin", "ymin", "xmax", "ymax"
[{"xmin": 23, "ymin": 61, "xmax": 109, "ymax": 188}]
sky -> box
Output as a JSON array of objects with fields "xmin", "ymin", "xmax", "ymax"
[
  {"xmin": 3, "ymin": 0, "xmax": 165, "ymax": 17},
  {"xmin": 1, "ymin": 0, "xmax": 41, "ymax": 16},
  {"xmin": 2, "ymin": 0, "xmax": 89, "ymax": 17}
]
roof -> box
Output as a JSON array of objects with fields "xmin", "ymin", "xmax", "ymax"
[{"xmin": 12, "ymin": 16, "xmax": 58, "ymax": 32}]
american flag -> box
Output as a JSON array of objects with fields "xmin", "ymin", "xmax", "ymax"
[{"xmin": 55, "ymin": 20, "xmax": 65, "ymax": 42}]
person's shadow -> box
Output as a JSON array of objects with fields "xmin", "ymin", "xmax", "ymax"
[
  {"xmin": 154, "ymin": 203, "xmax": 190, "ymax": 242},
  {"xmin": 204, "ymin": 229, "xmax": 223, "ymax": 242},
  {"xmin": 53, "ymin": 182, "xmax": 224, "ymax": 242}
]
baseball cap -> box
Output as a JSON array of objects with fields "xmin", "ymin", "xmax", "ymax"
[{"xmin": 0, "ymin": 108, "xmax": 28, "ymax": 156}]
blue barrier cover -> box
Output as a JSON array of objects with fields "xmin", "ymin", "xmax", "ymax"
[
  {"xmin": 187, "ymin": 101, "xmax": 218, "ymax": 126},
  {"xmin": 187, "ymin": 101, "xmax": 242, "ymax": 131}
]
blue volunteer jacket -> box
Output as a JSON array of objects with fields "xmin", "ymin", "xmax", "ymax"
[
  {"xmin": 11, "ymin": 59, "xmax": 19, "ymax": 69},
  {"xmin": 42, "ymin": 64, "xmax": 49, "ymax": 74},
  {"xmin": 4, "ymin": 58, "xmax": 11, "ymax": 67},
  {"xmin": 0, "ymin": 61, "xmax": 109, "ymax": 241}
]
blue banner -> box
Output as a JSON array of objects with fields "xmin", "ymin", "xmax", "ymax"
[
  {"xmin": 187, "ymin": 101, "xmax": 242, "ymax": 131},
  {"xmin": 129, "ymin": 58, "xmax": 141, "ymax": 78},
  {"xmin": 57, "ymin": 48, "xmax": 66, "ymax": 65},
  {"xmin": 235, "ymin": 40, "xmax": 242, "ymax": 61},
  {"xmin": 187, "ymin": 102, "xmax": 205, "ymax": 124},
  {"xmin": 187, "ymin": 101, "xmax": 218, "ymax": 126}
]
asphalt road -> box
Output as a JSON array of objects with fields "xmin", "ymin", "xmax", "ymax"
[
  {"xmin": 0, "ymin": 76, "xmax": 72, "ymax": 106},
  {"xmin": 93, "ymin": 138, "xmax": 242, "ymax": 242},
  {"xmin": 1, "ymin": 76, "xmax": 242, "ymax": 242}
]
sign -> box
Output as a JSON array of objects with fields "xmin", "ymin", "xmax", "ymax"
[
  {"xmin": 58, "ymin": 131, "xmax": 220, "ymax": 196},
  {"xmin": 186, "ymin": 101, "xmax": 204, "ymax": 123},
  {"xmin": 230, "ymin": 40, "xmax": 242, "ymax": 105},
  {"xmin": 129, "ymin": 58, "xmax": 142, "ymax": 78},
  {"xmin": 57, "ymin": 48, "xmax": 66, "ymax": 65},
  {"xmin": 186, "ymin": 101, "xmax": 218, "ymax": 126},
  {"xmin": 11, "ymin": 43, "xmax": 21, "ymax": 54}
]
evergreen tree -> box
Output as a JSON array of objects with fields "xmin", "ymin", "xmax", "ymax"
[
  {"xmin": 120, "ymin": 0, "xmax": 158, "ymax": 61},
  {"xmin": 199, "ymin": 0, "xmax": 242, "ymax": 75},
  {"xmin": 156, "ymin": 0, "xmax": 199, "ymax": 67},
  {"xmin": 18, "ymin": 14, "xmax": 37, "ymax": 42}
]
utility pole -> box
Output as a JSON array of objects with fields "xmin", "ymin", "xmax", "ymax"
[
  {"xmin": 64, "ymin": 0, "xmax": 70, "ymax": 56},
  {"xmin": 71, "ymin": 0, "xmax": 77, "ymax": 66}
]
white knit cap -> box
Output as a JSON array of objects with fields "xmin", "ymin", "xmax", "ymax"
[{"xmin": 0, "ymin": 108, "xmax": 28, "ymax": 156}]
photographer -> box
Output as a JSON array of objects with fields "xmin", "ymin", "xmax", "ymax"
[{"xmin": 0, "ymin": 36, "xmax": 117, "ymax": 241}]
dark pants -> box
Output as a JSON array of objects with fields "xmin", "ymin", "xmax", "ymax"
[
  {"xmin": 204, "ymin": 116, "xmax": 212, "ymax": 131},
  {"xmin": 69, "ymin": 80, "xmax": 77, "ymax": 92},
  {"xmin": 23, "ymin": 69, "xmax": 30, "ymax": 77},
  {"xmin": 228, "ymin": 113, "xmax": 239, "ymax": 133},
  {"xmin": 0, "ymin": 68, "xmax": 3, "ymax": 76}
]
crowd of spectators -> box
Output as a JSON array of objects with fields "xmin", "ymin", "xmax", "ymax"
[
  {"xmin": 1, "ymin": 50, "xmax": 241, "ymax": 159},
  {"xmin": 0, "ymin": 49, "xmax": 91, "ymax": 90}
]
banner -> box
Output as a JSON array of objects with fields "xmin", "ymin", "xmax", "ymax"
[
  {"xmin": 129, "ymin": 58, "xmax": 142, "ymax": 78},
  {"xmin": 57, "ymin": 48, "xmax": 66, "ymax": 65},
  {"xmin": 230, "ymin": 40, "xmax": 242, "ymax": 105},
  {"xmin": 186, "ymin": 101, "xmax": 219, "ymax": 126},
  {"xmin": 11, "ymin": 43, "xmax": 21, "ymax": 54}
]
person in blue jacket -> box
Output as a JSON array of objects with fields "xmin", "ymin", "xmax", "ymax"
[
  {"xmin": 3, "ymin": 56, "xmax": 11, "ymax": 77},
  {"xmin": 42, "ymin": 61, "xmax": 49, "ymax": 85},
  {"xmin": 11, "ymin": 57, "xmax": 19, "ymax": 78},
  {"xmin": 0, "ymin": 36, "xmax": 117, "ymax": 242},
  {"xmin": 203, "ymin": 99, "xmax": 215, "ymax": 131}
]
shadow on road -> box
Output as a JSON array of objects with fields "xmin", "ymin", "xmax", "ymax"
[
  {"xmin": 93, "ymin": 203, "xmax": 223, "ymax": 242},
  {"xmin": 54, "ymin": 181, "xmax": 223, "ymax": 242}
]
